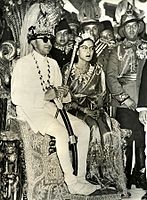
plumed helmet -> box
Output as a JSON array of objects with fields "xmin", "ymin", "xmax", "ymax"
[
  {"xmin": 20, "ymin": 1, "xmax": 62, "ymax": 57},
  {"xmin": 78, "ymin": 0, "xmax": 101, "ymax": 28},
  {"xmin": 64, "ymin": 12, "xmax": 80, "ymax": 28},
  {"xmin": 118, "ymin": 10, "xmax": 145, "ymax": 38}
]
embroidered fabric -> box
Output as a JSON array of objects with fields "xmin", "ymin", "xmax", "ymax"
[{"xmin": 71, "ymin": 63, "xmax": 94, "ymax": 84}]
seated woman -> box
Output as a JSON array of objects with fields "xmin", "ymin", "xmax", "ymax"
[{"xmin": 62, "ymin": 34, "xmax": 130, "ymax": 197}]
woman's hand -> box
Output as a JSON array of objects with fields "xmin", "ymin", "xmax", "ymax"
[{"xmin": 57, "ymin": 85, "xmax": 69, "ymax": 97}]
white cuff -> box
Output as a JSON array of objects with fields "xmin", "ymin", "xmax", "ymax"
[{"xmin": 136, "ymin": 107, "xmax": 147, "ymax": 112}]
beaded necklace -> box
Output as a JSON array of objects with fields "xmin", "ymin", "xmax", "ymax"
[
  {"xmin": 71, "ymin": 63, "xmax": 94, "ymax": 84},
  {"xmin": 32, "ymin": 52, "xmax": 51, "ymax": 92}
]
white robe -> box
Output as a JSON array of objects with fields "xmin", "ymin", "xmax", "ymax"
[
  {"xmin": 11, "ymin": 50, "xmax": 68, "ymax": 133},
  {"xmin": 11, "ymin": 50, "xmax": 90, "ymax": 184}
]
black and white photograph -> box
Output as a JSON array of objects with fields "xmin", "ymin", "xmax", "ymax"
[{"xmin": 0, "ymin": 0, "xmax": 147, "ymax": 199}]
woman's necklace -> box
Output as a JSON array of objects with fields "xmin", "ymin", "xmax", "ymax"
[
  {"xmin": 32, "ymin": 52, "xmax": 51, "ymax": 92},
  {"xmin": 71, "ymin": 64, "xmax": 93, "ymax": 84},
  {"xmin": 75, "ymin": 64, "xmax": 89, "ymax": 74}
]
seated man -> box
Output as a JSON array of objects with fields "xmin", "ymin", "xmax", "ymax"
[{"xmin": 11, "ymin": 3, "xmax": 99, "ymax": 195}]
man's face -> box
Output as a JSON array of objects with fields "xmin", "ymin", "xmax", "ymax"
[
  {"xmin": 69, "ymin": 24, "xmax": 78, "ymax": 36},
  {"xmin": 83, "ymin": 24, "xmax": 99, "ymax": 41},
  {"xmin": 55, "ymin": 29, "xmax": 69, "ymax": 46},
  {"xmin": 33, "ymin": 36, "xmax": 52, "ymax": 56},
  {"xmin": 124, "ymin": 21, "xmax": 139, "ymax": 41},
  {"xmin": 100, "ymin": 29, "xmax": 115, "ymax": 42},
  {"xmin": 77, "ymin": 39, "xmax": 94, "ymax": 62},
  {"xmin": 68, "ymin": 24, "xmax": 78, "ymax": 41}
]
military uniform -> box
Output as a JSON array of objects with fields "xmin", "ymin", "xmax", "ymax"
[
  {"xmin": 50, "ymin": 46, "xmax": 72, "ymax": 69},
  {"xmin": 107, "ymin": 37, "xmax": 146, "ymax": 188}
]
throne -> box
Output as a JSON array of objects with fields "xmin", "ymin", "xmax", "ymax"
[{"xmin": 2, "ymin": 116, "xmax": 120, "ymax": 200}]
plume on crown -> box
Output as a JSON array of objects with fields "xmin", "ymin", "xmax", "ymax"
[
  {"xmin": 78, "ymin": 0, "xmax": 101, "ymax": 23},
  {"xmin": 28, "ymin": 3, "xmax": 61, "ymax": 40},
  {"xmin": 3, "ymin": 0, "xmax": 63, "ymax": 57}
]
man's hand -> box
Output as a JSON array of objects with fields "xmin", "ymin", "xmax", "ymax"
[
  {"xmin": 44, "ymin": 86, "xmax": 69, "ymax": 101},
  {"xmin": 44, "ymin": 88, "xmax": 57, "ymax": 101},
  {"xmin": 122, "ymin": 98, "xmax": 136, "ymax": 110},
  {"xmin": 139, "ymin": 110, "xmax": 147, "ymax": 126}
]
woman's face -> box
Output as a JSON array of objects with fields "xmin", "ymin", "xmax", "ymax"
[{"xmin": 77, "ymin": 39, "xmax": 94, "ymax": 62}]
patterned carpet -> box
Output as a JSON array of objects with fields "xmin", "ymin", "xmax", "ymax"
[
  {"xmin": 124, "ymin": 186, "xmax": 145, "ymax": 200},
  {"xmin": 17, "ymin": 120, "xmax": 121, "ymax": 200}
]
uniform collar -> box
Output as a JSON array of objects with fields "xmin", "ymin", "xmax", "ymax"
[
  {"xmin": 54, "ymin": 43, "xmax": 66, "ymax": 52},
  {"xmin": 123, "ymin": 38, "xmax": 141, "ymax": 49},
  {"xmin": 33, "ymin": 50, "xmax": 48, "ymax": 62}
]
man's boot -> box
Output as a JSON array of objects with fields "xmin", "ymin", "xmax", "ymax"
[
  {"xmin": 135, "ymin": 147, "xmax": 146, "ymax": 188},
  {"xmin": 125, "ymin": 145, "xmax": 133, "ymax": 189}
]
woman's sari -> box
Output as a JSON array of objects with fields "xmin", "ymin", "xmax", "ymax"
[{"xmin": 62, "ymin": 63, "xmax": 129, "ymax": 195}]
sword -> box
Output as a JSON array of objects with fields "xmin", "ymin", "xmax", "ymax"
[
  {"xmin": 54, "ymin": 97, "xmax": 78, "ymax": 175},
  {"xmin": 53, "ymin": 37, "xmax": 82, "ymax": 175}
]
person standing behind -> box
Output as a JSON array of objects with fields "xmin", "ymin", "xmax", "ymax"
[
  {"xmin": 64, "ymin": 12, "xmax": 80, "ymax": 49},
  {"xmin": 78, "ymin": 0, "xmax": 101, "ymax": 43},
  {"xmin": 106, "ymin": 8, "xmax": 146, "ymax": 189},
  {"xmin": 98, "ymin": 20, "xmax": 116, "ymax": 73},
  {"xmin": 50, "ymin": 18, "xmax": 73, "ymax": 70}
]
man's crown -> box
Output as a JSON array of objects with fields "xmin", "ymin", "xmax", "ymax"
[
  {"xmin": 27, "ymin": 3, "xmax": 61, "ymax": 41},
  {"xmin": 80, "ymin": 32, "xmax": 95, "ymax": 42}
]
